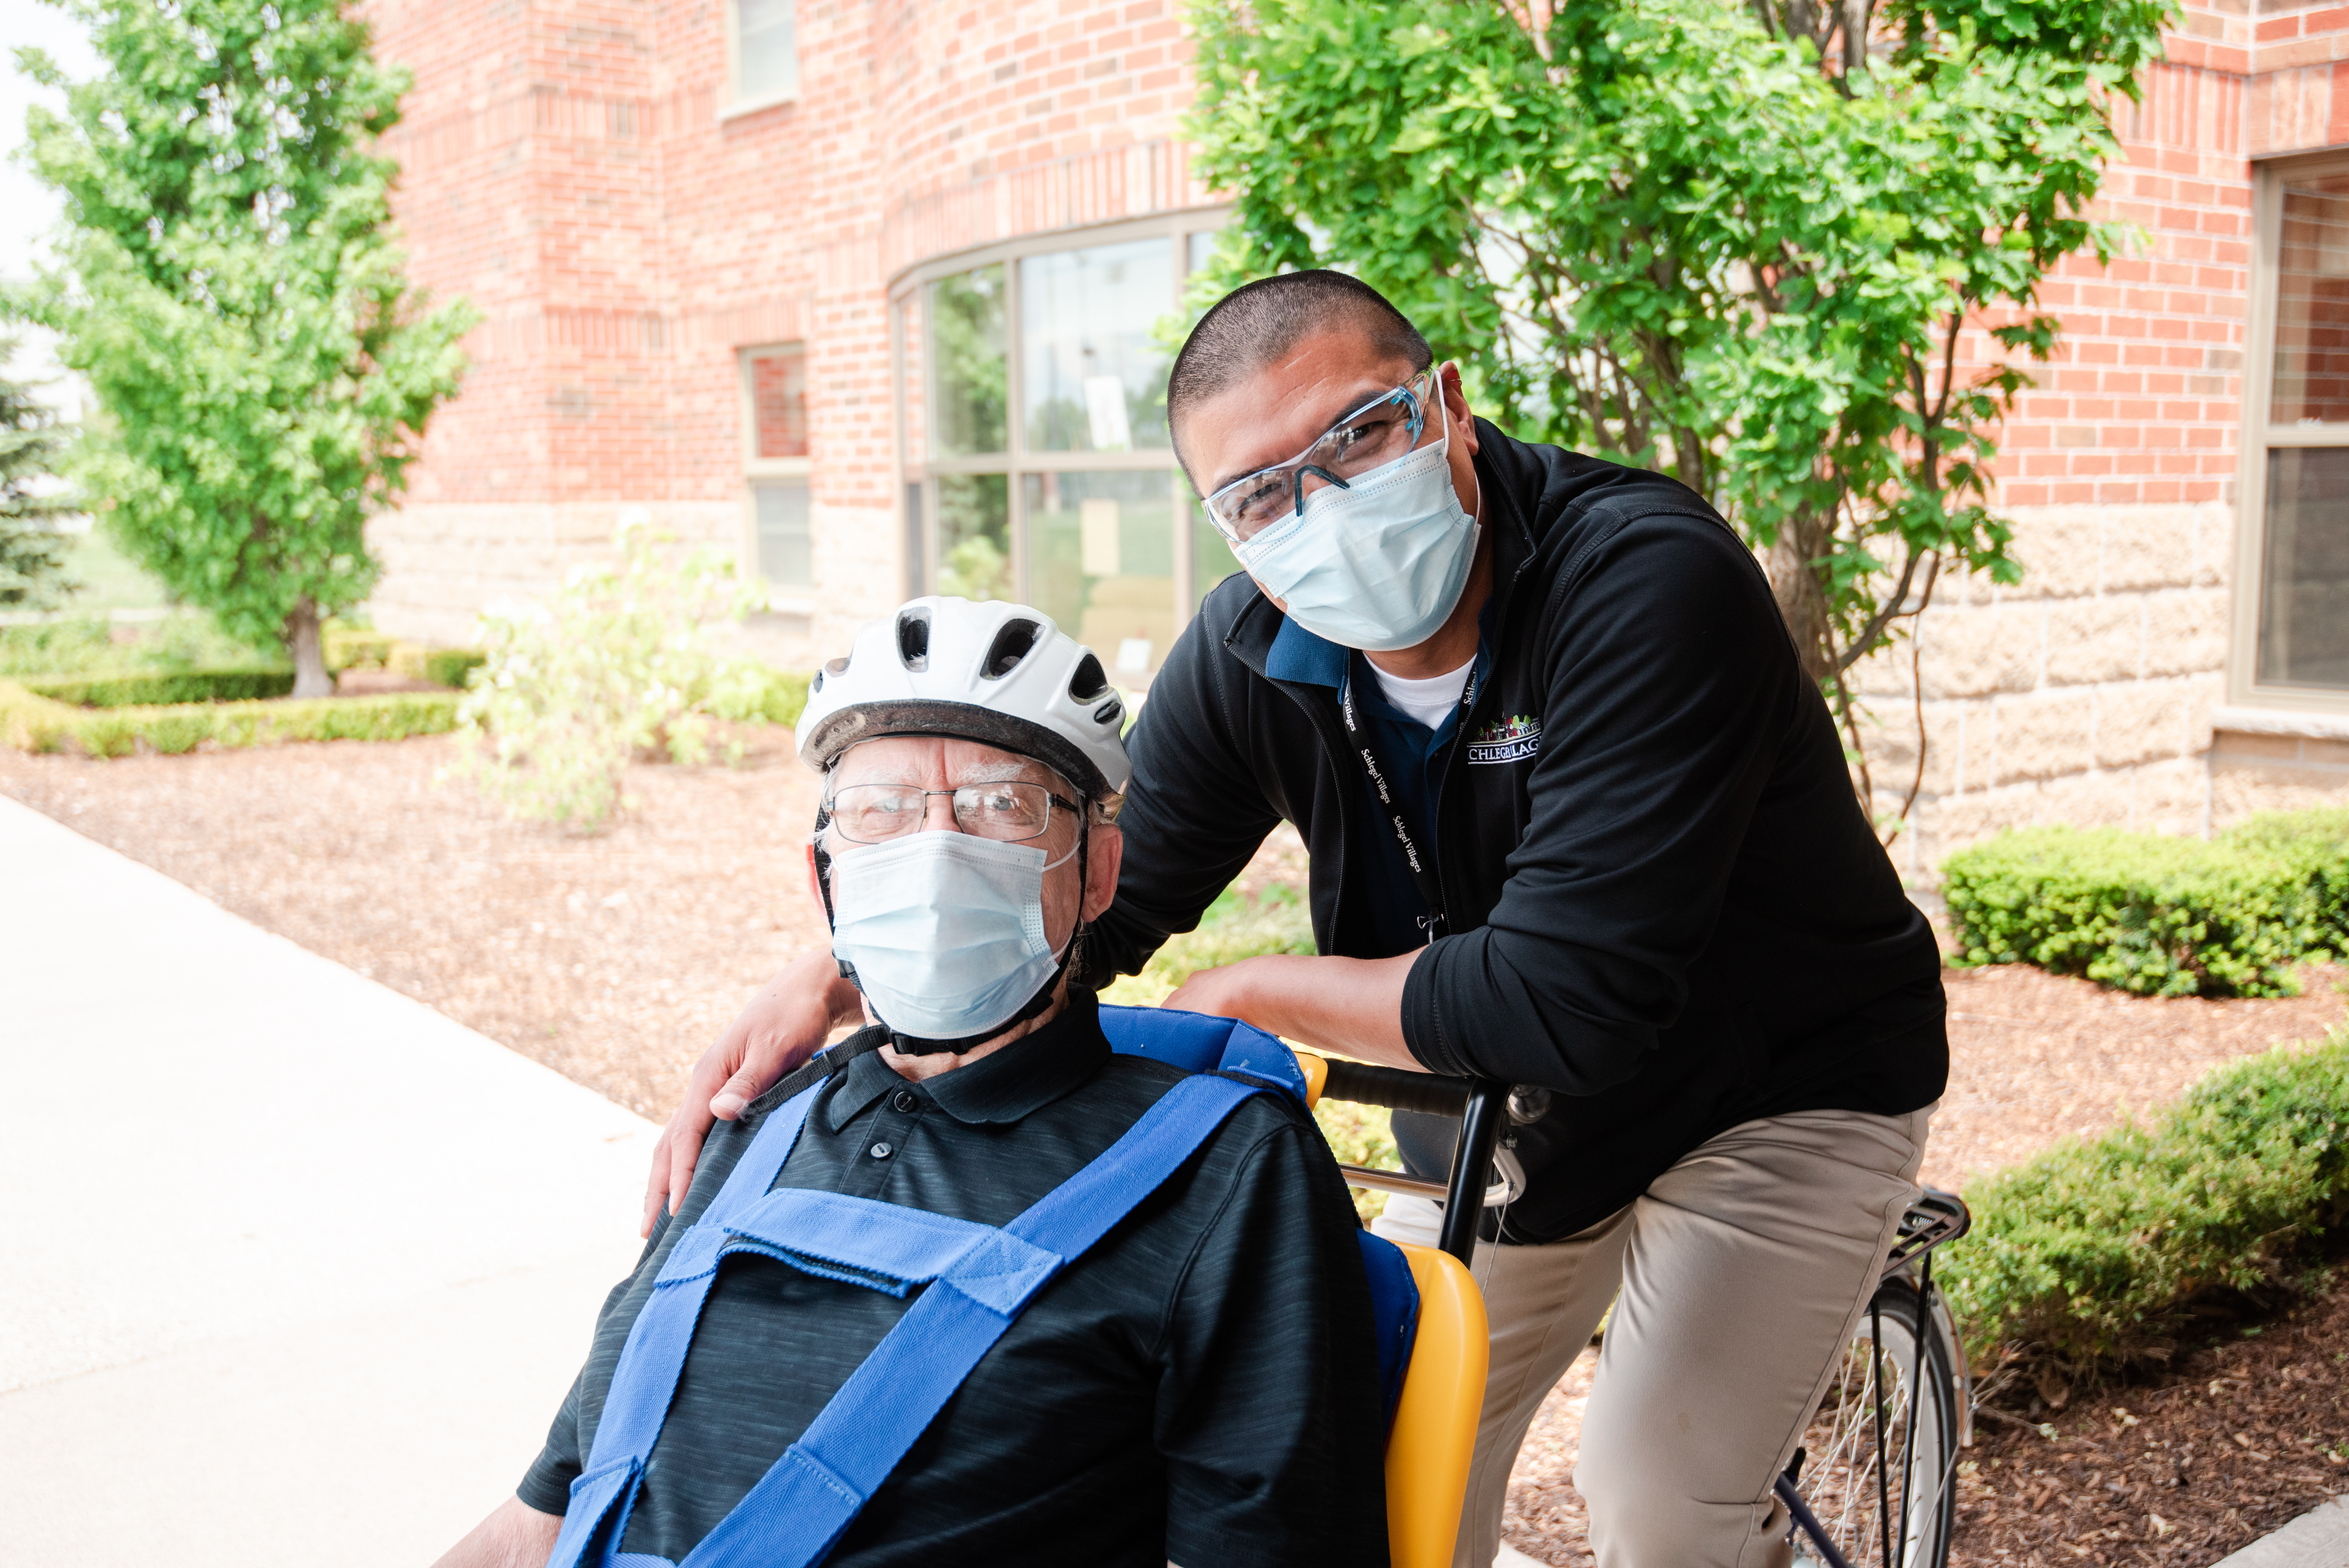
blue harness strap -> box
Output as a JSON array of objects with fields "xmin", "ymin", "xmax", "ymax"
[{"xmin": 549, "ymin": 1066, "xmax": 1268, "ymax": 1568}]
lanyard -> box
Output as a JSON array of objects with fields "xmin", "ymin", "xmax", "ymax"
[{"xmin": 1337, "ymin": 657, "xmax": 1477, "ymax": 944}]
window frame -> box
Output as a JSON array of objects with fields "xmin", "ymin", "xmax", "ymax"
[
  {"xmin": 720, "ymin": 0, "xmax": 800, "ymax": 119},
  {"xmin": 2232, "ymin": 153, "xmax": 2349, "ymax": 716},
  {"xmin": 739, "ymin": 342, "xmax": 814, "ymax": 601},
  {"xmin": 886, "ymin": 208, "xmax": 1231, "ymax": 674}
]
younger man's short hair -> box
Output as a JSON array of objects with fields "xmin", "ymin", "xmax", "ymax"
[{"xmin": 1166, "ymin": 270, "xmax": 1432, "ymax": 479}]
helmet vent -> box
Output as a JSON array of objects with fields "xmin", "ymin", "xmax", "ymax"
[
  {"xmin": 1068, "ymin": 652, "xmax": 1110, "ymax": 703},
  {"xmin": 895, "ymin": 609, "xmax": 931, "ymax": 671},
  {"xmin": 981, "ymin": 618, "xmax": 1043, "ymax": 679},
  {"xmin": 1093, "ymin": 697, "xmax": 1123, "ymax": 726}
]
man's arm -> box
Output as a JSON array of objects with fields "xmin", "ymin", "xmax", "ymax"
[{"xmin": 432, "ymin": 1496, "xmax": 562, "ymax": 1568}]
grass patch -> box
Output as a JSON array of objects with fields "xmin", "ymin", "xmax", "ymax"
[
  {"xmin": 56, "ymin": 528, "xmax": 172, "ymax": 612},
  {"xmin": 1941, "ymin": 1030, "xmax": 2349, "ymax": 1392},
  {"xmin": 0, "ymin": 613, "xmax": 270, "ymax": 678}
]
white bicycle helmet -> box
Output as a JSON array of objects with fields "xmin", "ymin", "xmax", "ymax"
[{"xmin": 797, "ymin": 597, "xmax": 1132, "ymax": 808}]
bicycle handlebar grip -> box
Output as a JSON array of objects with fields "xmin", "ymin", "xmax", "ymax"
[{"xmin": 1318, "ymin": 1058, "xmax": 1474, "ymax": 1118}]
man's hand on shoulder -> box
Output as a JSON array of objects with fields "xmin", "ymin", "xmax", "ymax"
[{"xmin": 642, "ymin": 948, "xmax": 863, "ymax": 1235}]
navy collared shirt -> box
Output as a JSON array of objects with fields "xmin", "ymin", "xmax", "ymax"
[
  {"xmin": 521, "ymin": 994, "xmax": 1389, "ymax": 1566},
  {"xmin": 1263, "ymin": 616, "xmax": 1492, "ymax": 958}
]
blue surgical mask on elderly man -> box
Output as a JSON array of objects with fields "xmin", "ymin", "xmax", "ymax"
[
  {"xmin": 1232, "ymin": 418, "xmax": 1481, "ymax": 652},
  {"xmin": 827, "ymin": 828, "xmax": 1078, "ymax": 1043}
]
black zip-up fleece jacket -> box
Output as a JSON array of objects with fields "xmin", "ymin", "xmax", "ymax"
[{"xmin": 1079, "ymin": 421, "xmax": 1947, "ymax": 1244}]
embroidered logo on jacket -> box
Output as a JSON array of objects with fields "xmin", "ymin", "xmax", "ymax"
[{"xmin": 1467, "ymin": 714, "xmax": 1542, "ymax": 765}]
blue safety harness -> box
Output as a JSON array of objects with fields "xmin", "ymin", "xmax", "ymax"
[{"xmin": 547, "ymin": 1005, "xmax": 1421, "ymax": 1568}]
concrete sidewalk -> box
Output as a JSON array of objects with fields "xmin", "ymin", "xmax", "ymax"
[{"xmin": 0, "ymin": 796, "xmax": 656, "ymax": 1566}]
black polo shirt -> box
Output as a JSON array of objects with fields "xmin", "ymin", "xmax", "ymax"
[{"xmin": 519, "ymin": 993, "xmax": 1390, "ymax": 1566}]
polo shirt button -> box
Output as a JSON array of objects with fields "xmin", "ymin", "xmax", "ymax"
[
  {"xmin": 891, "ymin": 1090, "xmax": 917, "ymax": 1113},
  {"xmin": 869, "ymin": 1141, "xmax": 893, "ymax": 1160}
]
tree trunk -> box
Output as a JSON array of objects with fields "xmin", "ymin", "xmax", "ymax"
[
  {"xmin": 1762, "ymin": 516, "xmax": 1833, "ymax": 682},
  {"xmin": 285, "ymin": 599, "xmax": 334, "ymax": 699}
]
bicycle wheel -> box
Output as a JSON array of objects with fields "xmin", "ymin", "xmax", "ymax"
[{"xmin": 1790, "ymin": 1278, "xmax": 1960, "ymax": 1568}]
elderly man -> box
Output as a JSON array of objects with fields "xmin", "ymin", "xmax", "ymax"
[
  {"xmin": 659, "ymin": 272, "xmax": 1946, "ymax": 1568},
  {"xmin": 437, "ymin": 599, "xmax": 1388, "ymax": 1568}
]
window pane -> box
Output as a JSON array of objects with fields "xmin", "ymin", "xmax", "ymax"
[
  {"xmin": 1187, "ymin": 230, "xmax": 1218, "ymax": 276},
  {"xmin": 2272, "ymin": 174, "xmax": 2349, "ymax": 425},
  {"xmin": 929, "ymin": 267, "xmax": 1008, "ymax": 456},
  {"xmin": 1020, "ymin": 239, "xmax": 1171, "ymax": 453},
  {"xmin": 937, "ymin": 474, "xmax": 1011, "ymax": 602},
  {"xmin": 736, "ymin": 0, "xmax": 798, "ymax": 102},
  {"xmin": 904, "ymin": 481, "xmax": 925, "ymax": 598},
  {"xmin": 1023, "ymin": 470, "xmax": 1175, "ymax": 679},
  {"xmin": 755, "ymin": 482, "xmax": 811, "ymax": 586},
  {"xmin": 748, "ymin": 345, "xmax": 807, "ymax": 459},
  {"xmin": 2258, "ymin": 447, "xmax": 2349, "ymax": 689}
]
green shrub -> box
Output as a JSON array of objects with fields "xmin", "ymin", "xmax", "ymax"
[
  {"xmin": 705, "ymin": 663, "xmax": 812, "ymax": 729},
  {"xmin": 386, "ymin": 641, "xmax": 487, "ymax": 688},
  {"xmin": 1943, "ymin": 823, "xmax": 2340, "ymax": 997},
  {"xmin": 323, "ymin": 624, "xmax": 397, "ymax": 671},
  {"xmin": 458, "ymin": 520, "xmax": 801, "ymax": 832},
  {"xmin": 1940, "ymin": 1032, "xmax": 2349, "ymax": 1380},
  {"xmin": 0, "ymin": 678, "xmax": 459, "ymax": 755},
  {"xmin": 2222, "ymin": 807, "xmax": 2349, "ymax": 950},
  {"xmin": 22, "ymin": 666, "xmax": 295, "ymax": 707}
]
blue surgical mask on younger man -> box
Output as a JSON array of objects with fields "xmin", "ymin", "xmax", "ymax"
[
  {"xmin": 1232, "ymin": 420, "xmax": 1480, "ymax": 652},
  {"xmin": 827, "ymin": 828, "xmax": 1078, "ymax": 1043}
]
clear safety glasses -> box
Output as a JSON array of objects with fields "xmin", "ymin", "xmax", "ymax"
[{"xmin": 1201, "ymin": 370, "xmax": 1438, "ymax": 544}]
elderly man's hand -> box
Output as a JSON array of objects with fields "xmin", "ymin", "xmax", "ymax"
[{"xmin": 643, "ymin": 948, "xmax": 861, "ymax": 1235}]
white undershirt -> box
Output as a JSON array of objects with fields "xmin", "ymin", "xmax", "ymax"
[{"xmin": 1368, "ymin": 654, "xmax": 1476, "ymax": 732}]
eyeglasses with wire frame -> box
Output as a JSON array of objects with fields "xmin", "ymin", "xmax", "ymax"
[
  {"xmin": 826, "ymin": 782, "xmax": 1083, "ymax": 845},
  {"xmin": 1201, "ymin": 369, "xmax": 1439, "ymax": 544}
]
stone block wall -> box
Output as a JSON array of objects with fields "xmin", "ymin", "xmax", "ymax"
[{"xmin": 1857, "ymin": 503, "xmax": 2235, "ymax": 877}]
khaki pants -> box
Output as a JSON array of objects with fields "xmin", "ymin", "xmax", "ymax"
[{"xmin": 1372, "ymin": 1105, "xmax": 1933, "ymax": 1568}]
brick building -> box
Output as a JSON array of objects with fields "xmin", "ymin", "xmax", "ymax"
[{"xmin": 362, "ymin": 0, "xmax": 2349, "ymax": 869}]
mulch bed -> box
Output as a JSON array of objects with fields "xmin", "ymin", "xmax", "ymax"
[
  {"xmin": 1950, "ymin": 1259, "xmax": 2349, "ymax": 1566},
  {"xmin": 2, "ymin": 736, "xmax": 2344, "ymax": 1564}
]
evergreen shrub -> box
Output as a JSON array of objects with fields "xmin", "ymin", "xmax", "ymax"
[
  {"xmin": 1943, "ymin": 820, "xmax": 2345, "ymax": 997},
  {"xmin": 23, "ymin": 667, "xmax": 295, "ymax": 707},
  {"xmin": 1940, "ymin": 1033, "xmax": 2349, "ymax": 1379},
  {"xmin": 0, "ymin": 679, "xmax": 458, "ymax": 755}
]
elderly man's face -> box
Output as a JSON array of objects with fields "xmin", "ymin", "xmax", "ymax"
[{"xmin": 812, "ymin": 735, "xmax": 1122, "ymax": 955}]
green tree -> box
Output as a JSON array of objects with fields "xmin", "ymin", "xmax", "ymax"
[
  {"xmin": 0, "ymin": 344, "xmax": 79, "ymax": 609},
  {"xmin": 11, "ymin": 0, "xmax": 476, "ymax": 697},
  {"xmin": 1183, "ymin": 0, "xmax": 2167, "ymax": 836}
]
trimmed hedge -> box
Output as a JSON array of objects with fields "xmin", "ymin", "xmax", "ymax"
[
  {"xmin": 1943, "ymin": 819, "xmax": 2345, "ymax": 997},
  {"xmin": 21, "ymin": 666, "xmax": 295, "ymax": 707},
  {"xmin": 323, "ymin": 625, "xmax": 396, "ymax": 671},
  {"xmin": 389, "ymin": 643, "xmax": 487, "ymax": 689},
  {"xmin": 1941, "ymin": 1032, "xmax": 2349, "ymax": 1379},
  {"xmin": 0, "ymin": 678, "xmax": 461, "ymax": 756}
]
